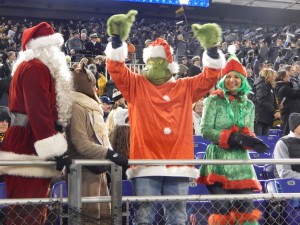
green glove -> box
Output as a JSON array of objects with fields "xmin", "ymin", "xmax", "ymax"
[
  {"xmin": 191, "ymin": 23, "xmax": 222, "ymax": 50},
  {"xmin": 107, "ymin": 10, "xmax": 138, "ymax": 42}
]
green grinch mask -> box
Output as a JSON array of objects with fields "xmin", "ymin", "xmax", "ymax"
[{"xmin": 142, "ymin": 57, "xmax": 173, "ymax": 86}]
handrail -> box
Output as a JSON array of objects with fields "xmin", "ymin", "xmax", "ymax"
[{"xmin": 0, "ymin": 158, "xmax": 300, "ymax": 167}]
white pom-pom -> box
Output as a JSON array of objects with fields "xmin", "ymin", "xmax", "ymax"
[
  {"xmin": 227, "ymin": 45, "xmax": 236, "ymax": 54},
  {"xmin": 164, "ymin": 127, "xmax": 172, "ymax": 135}
]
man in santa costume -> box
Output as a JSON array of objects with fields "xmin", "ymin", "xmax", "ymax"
[
  {"xmin": 0, "ymin": 22, "xmax": 73, "ymax": 225},
  {"xmin": 105, "ymin": 10, "xmax": 226, "ymax": 224}
]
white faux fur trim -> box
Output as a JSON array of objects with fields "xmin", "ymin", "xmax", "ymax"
[
  {"xmin": 202, "ymin": 49, "xmax": 226, "ymax": 69},
  {"xmin": 126, "ymin": 166, "xmax": 199, "ymax": 179},
  {"xmin": 104, "ymin": 42, "xmax": 128, "ymax": 61},
  {"xmin": 143, "ymin": 45, "xmax": 170, "ymax": 63},
  {"xmin": 0, "ymin": 166, "xmax": 61, "ymax": 178},
  {"xmin": 168, "ymin": 62, "xmax": 179, "ymax": 74},
  {"xmin": 0, "ymin": 151, "xmax": 61, "ymax": 178},
  {"xmin": 26, "ymin": 33, "xmax": 64, "ymax": 50},
  {"xmin": 34, "ymin": 133, "xmax": 67, "ymax": 159},
  {"xmin": 19, "ymin": 49, "xmax": 35, "ymax": 62}
]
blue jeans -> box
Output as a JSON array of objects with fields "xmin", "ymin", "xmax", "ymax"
[{"xmin": 131, "ymin": 176, "xmax": 189, "ymax": 225}]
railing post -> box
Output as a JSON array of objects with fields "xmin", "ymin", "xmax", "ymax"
[
  {"xmin": 68, "ymin": 163, "xmax": 82, "ymax": 224},
  {"xmin": 110, "ymin": 163, "xmax": 123, "ymax": 225}
]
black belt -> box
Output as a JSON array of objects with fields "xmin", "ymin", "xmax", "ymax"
[
  {"xmin": 10, "ymin": 112, "xmax": 63, "ymax": 132},
  {"xmin": 10, "ymin": 113, "xmax": 28, "ymax": 127}
]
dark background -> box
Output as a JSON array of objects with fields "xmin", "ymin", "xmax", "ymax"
[{"xmin": 0, "ymin": 0, "xmax": 299, "ymax": 25}]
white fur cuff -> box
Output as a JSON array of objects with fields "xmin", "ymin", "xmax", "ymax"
[
  {"xmin": 34, "ymin": 133, "xmax": 67, "ymax": 159},
  {"xmin": 202, "ymin": 49, "xmax": 226, "ymax": 69},
  {"xmin": 104, "ymin": 42, "xmax": 128, "ymax": 62}
]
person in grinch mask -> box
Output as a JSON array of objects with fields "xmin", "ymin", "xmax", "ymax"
[
  {"xmin": 105, "ymin": 10, "xmax": 226, "ymax": 224},
  {"xmin": 197, "ymin": 45, "xmax": 269, "ymax": 225}
]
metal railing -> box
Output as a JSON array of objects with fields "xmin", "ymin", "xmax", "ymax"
[{"xmin": 1, "ymin": 159, "xmax": 300, "ymax": 224}]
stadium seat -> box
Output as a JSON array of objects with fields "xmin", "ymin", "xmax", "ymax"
[
  {"xmin": 0, "ymin": 183, "xmax": 6, "ymax": 199},
  {"xmin": 187, "ymin": 182, "xmax": 211, "ymax": 225},
  {"xmin": 195, "ymin": 151, "xmax": 206, "ymax": 160},
  {"xmin": 249, "ymin": 152, "xmax": 272, "ymax": 159},
  {"xmin": 269, "ymin": 129, "xmax": 283, "ymax": 137},
  {"xmin": 263, "ymin": 164, "xmax": 276, "ymax": 180},
  {"xmin": 51, "ymin": 181, "xmax": 67, "ymax": 198},
  {"xmin": 194, "ymin": 135, "xmax": 210, "ymax": 145},
  {"xmin": 253, "ymin": 165, "xmax": 265, "ymax": 180},
  {"xmin": 265, "ymin": 179, "xmax": 300, "ymax": 225},
  {"xmin": 194, "ymin": 142, "xmax": 207, "ymax": 155},
  {"xmin": 0, "ymin": 183, "xmax": 6, "ymax": 225}
]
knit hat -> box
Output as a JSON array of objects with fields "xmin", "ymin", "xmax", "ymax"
[
  {"xmin": 0, "ymin": 106, "xmax": 13, "ymax": 126},
  {"xmin": 72, "ymin": 65, "xmax": 97, "ymax": 100},
  {"xmin": 289, "ymin": 113, "xmax": 300, "ymax": 132},
  {"xmin": 21, "ymin": 22, "xmax": 64, "ymax": 51},
  {"xmin": 221, "ymin": 45, "xmax": 246, "ymax": 77},
  {"xmin": 112, "ymin": 89, "xmax": 123, "ymax": 101},
  {"xmin": 143, "ymin": 38, "xmax": 179, "ymax": 74},
  {"xmin": 113, "ymin": 109, "xmax": 129, "ymax": 126}
]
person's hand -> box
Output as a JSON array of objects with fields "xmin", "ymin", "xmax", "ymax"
[
  {"xmin": 106, "ymin": 149, "xmax": 128, "ymax": 167},
  {"xmin": 228, "ymin": 133, "xmax": 269, "ymax": 153},
  {"xmin": 54, "ymin": 153, "xmax": 72, "ymax": 173},
  {"xmin": 274, "ymin": 112, "xmax": 281, "ymax": 119}
]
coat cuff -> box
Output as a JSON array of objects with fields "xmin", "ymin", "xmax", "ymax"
[
  {"xmin": 202, "ymin": 49, "xmax": 226, "ymax": 69},
  {"xmin": 34, "ymin": 133, "xmax": 67, "ymax": 159},
  {"xmin": 219, "ymin": 125, "xmax": 239, "ymax": 149},
  {"xmin": 104, "ymin": 42, "xmax": 128, "ymax": 62}
]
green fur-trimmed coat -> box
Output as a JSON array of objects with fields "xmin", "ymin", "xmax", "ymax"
[{"xmin": 196, "ymin": 90, "xmax": 261, "ymax": 191}]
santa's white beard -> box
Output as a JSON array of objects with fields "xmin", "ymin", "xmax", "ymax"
[{"xmin": 12, "ymin": 46, "xmax": 73, "ymax": 128}]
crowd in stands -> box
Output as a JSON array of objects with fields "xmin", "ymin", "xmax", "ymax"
[{"xmin": 0, "ymin": 14, "xmax": 300, "ymax": 181}]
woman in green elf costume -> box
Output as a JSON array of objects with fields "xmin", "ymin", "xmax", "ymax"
[{"xmin": 197, "ymin": 45, "xmax": 269, "ymax": 225}]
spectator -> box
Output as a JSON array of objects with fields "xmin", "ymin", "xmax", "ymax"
[
  {"xmin": 193, "ymin": 99, "xmax": 204, "ymax": 135},
  {"xmin": 66, "ymin": 30, "xmax": 84, "ymax": 54},
  {"xmin": 197, "ymin": 50, "xmax": 268, "ymax": 224},
  {"xmin": 106, "ymin": 89, "xmax": 127, "ymax": 139},
  {"xmin": 181, "ymin": 56, "xmax": 191, "ymax": 68},
  {"xmin": 100, "ymin": 95, "xmax": 114, "ymax": 122},
  {"xmin": 174, "ymin": 64, "xmax": 188, "ymax": 79},
  {"xmin": 274, "ymin": 113, "xmax": 300, "ymax": 179},
  {"xmin": 144, "ymin": 39, "xmax": 152, "ymax": 48},
  {"xmin": 85, "ymin": 33, "xmax": 104, "ymax": 57},
  {"xmin": 187, "ymin": 55, "xmax": 202, "ymax": 77},
  {"xmin": 253, "ymin": 68, "xmax": 279, "ymax": 135},
  {"xmin": 275, "ymin": 70, "xmax": 300, "ymax": 135},
  {"xmin": 111, "ymin": 108, "xmax": 130, "ymax": 180},
  {"xmin": 66, "ymin": 64, "xmax": 127, "ymax": 222},
  {"xmin": 126, "ymin": 39, "xmax": 135, "ymax": 63},
  {"xmin": 0, "ymin": 22, "xmax": 72, "ymax": 225},
  {"xmin": 175, "ymin": 33, "xmax": 188, "ymax": 63}
]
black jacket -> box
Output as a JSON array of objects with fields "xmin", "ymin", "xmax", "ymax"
[
  {"xmin": 187, "ymin": 65, "xmax": 202, "ymax": 77},
  {"xmin": 253, "ymin": 76, "xmax": 277, "ymax": 125},
  {"xmin": 275, "ymin": 81, "xmax": 300, "ymax": 133}
]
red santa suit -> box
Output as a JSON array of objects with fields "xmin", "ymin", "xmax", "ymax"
[
  {"xmin": 105, "ymin": 39, "xmax": 226, "ymax": 179},
  {"xmin": 0, "ymin": 22, "xmax": 73, "ymax": 225}
]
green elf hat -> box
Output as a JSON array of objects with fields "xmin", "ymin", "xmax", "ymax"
[{"xmin": 221, "ymin": 45, "xmax": 246, "ymax": 77}]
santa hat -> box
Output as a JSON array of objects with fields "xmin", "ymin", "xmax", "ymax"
[
  {"xmin": 21, "ymin": 22, "xmax": 64, "ymax": 51},
  {"xmin": 143, "ymin": 38, "xmax": 179, "ymax": 74},
  {"xmin": 221, "ymin": 45, "xmax": 246, "ymax": 77}
]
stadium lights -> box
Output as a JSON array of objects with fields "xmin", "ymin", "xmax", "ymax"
[{"xmin": 179, "ymin": 0, "xmax": 190, "ymax": 5}]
